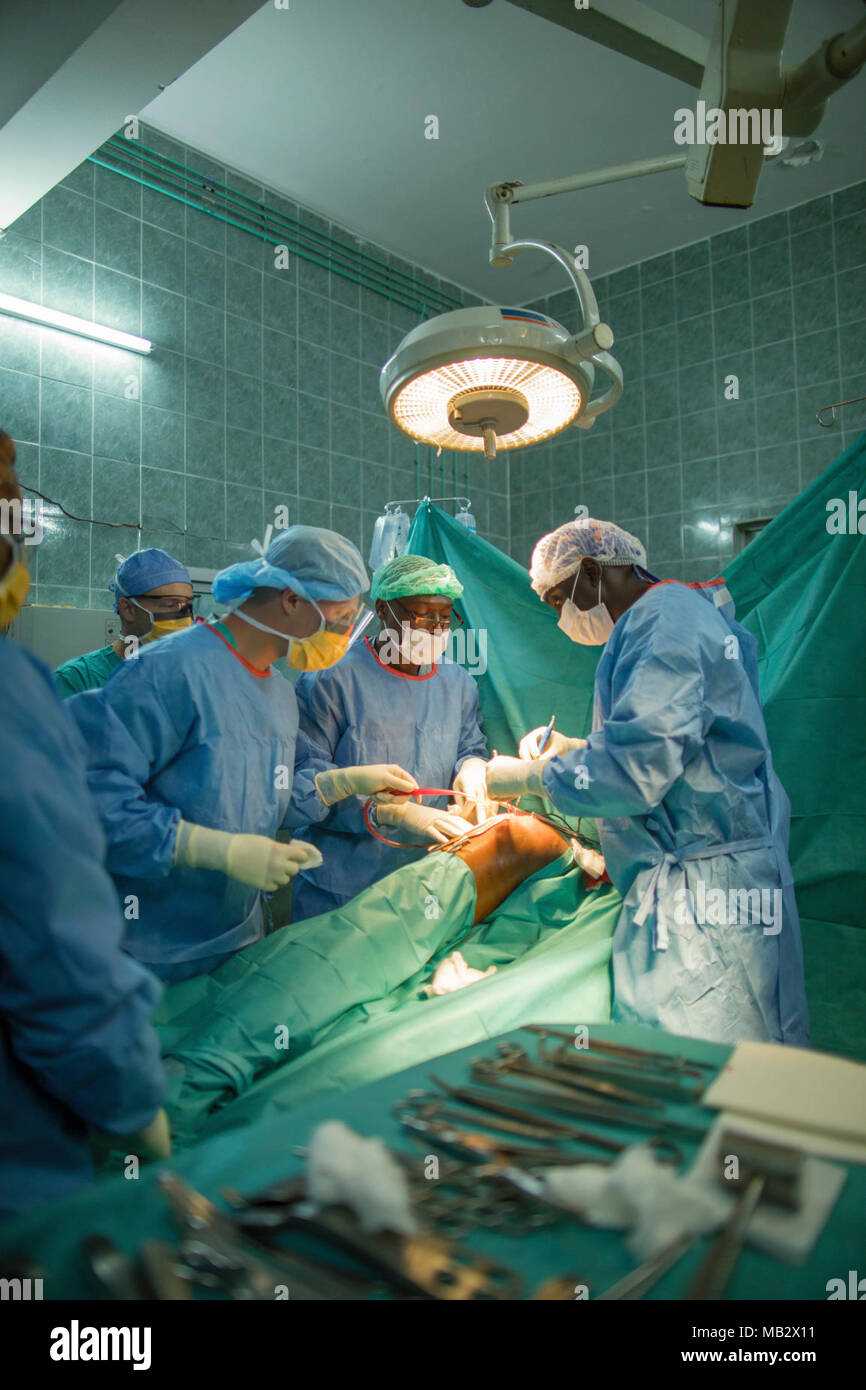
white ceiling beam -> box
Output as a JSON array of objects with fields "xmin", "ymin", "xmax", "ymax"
[
  {"xmin": 502, "ymin": 0, "xmax": 708, "ymax": 88},
  {"xmin": 0, "ymin": 0, "xmax": 262, "ymax": 231}
]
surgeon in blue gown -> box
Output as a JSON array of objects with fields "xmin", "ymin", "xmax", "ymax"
[
  {"xmin": 485, "ymin": 517, "xmax": 810, "ymax": 1048},
  {"xmin": 0, "ymin": 430, "xmax": 167, "ymax": 1217},
  {"xmin": 290, "ymin": 554, "xmax": 490, "ymax": 921},
  {"xmin": 68, "ymin": 527, "xmax": 409, "ymax": 983}
]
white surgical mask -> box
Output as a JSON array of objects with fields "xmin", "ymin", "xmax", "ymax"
[
  {"xmin": 557, "ymin": 567, "xmax": 614, "ymax": 646},
  {"xmin": 386, "ymin": 606, "xmax": 449, "ymax": 665}
]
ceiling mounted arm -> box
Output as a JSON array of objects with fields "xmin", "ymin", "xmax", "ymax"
[{"xmin": 483, "ymin": 213, "xmax": 623, "ymax": 425}]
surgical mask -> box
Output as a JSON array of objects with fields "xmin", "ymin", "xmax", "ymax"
[
  {"xmin": 129, "ymin": 596, "xmax": 193, "ymax": 643},
  {"xmin": 557, "ymin": 568, "xmax": 614, "ymax": 646},
  {"xmin": 0, "ymin": 541, "xmax": 30, "ymax": 628},
  {"xmin": 232, "ymin": 596, "xmax": 364, "ymax": 671},
  {"xmin": 386, "ymin": 606, "xmax": 450, "ymax": 665},
  {"xmin": 287, "ymin": 627, "xmax": 352, "ymax": 671}
]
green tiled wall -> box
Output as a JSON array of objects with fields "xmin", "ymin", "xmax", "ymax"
[
  {"xmin": 510, "ymin": 180, "xmax": 866, "ymax": 578},
  {"xmin": 0, "ymin": 125, "xmax": 508, "ymax": 608}
]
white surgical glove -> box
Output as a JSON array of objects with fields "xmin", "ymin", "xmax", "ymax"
[
  {"xmin": 174, "ymin": 821, "xmax": 323, "ymax": 891},
  {"xmin": 450, "ymin": 757, "xmax": 496, "ymax": 824},
  {"xmin": 315, "ymin": 763, "xmax": 418, "ymax": 806},
  {"xmin": 485, "ymin": 755, "xmax": 548, "ymax": 801},
  {"xmin": 518, "ymin": 727, "xmax": 588, "ymax": 761},
  {"xmin": 376, "ymin": 801, "xmax": 473, "ymax": 844}
]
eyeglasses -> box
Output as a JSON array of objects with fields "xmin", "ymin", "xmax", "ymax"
[
  {"xmin": 136, "ymin": 597, "xmax": 195, "ymax": 618},
  {"xmin": 319, "ymin": 597, "xmax": 367, "ymax": 636},
  {"xmin": 388, "ymin": 597, "xmax": 464, "ymax": 632}
]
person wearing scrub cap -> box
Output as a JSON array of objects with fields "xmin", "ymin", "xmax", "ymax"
[
  {"xmin": 485, "ymin": 516, "xmax": 810, "ymax": 1049},
  {"xmin": 289, "ymin": 552, "xmax": 490, "ymax": 923},
  {"xmin": 54, "ymin": 548, "xmax": 194, "ymax": 697},
  {"xmin": 67, "ymin": 526, "xmax": 413, "ymax": 982}
]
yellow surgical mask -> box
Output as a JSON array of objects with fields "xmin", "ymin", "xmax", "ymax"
[
  {"xmin": 141, "ymin": 615, "xmax": 193, "ymax": 644},
  {"xmin": 287, "ymin": 627, "xmax": 352, "ymax": 671},
  {"xmin": 0, "ymin": 546, "xmax": 31, "ymax": 628},
  {"xmin": 129, "ymin": 596, "xmax": 193, "ymax": 643}
]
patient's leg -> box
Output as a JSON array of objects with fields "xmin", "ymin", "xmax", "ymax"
[{"xmin": 445, "ymin": 814, "xmax": 570, "ymax": 924}]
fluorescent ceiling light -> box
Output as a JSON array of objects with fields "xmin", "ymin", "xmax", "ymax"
[{"xmin": 0, "ymin": 292, "xmax": 151, "ymax": 354}]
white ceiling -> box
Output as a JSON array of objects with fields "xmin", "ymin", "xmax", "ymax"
[{"xmin": 142, "ymin": 0, "xmax": 866, "ymax": 303}]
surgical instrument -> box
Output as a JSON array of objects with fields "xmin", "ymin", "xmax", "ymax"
[
  {"xmin": 595, "ymin": 1234, "xmax": 695, "ymax": 1300},
  {"xmin": 159, "ymin": 1173, "xmax": 369, "ymax": 1300},
  {"xmin": 465, "ymin": 1068, "xmax": 710, "ymax": 1143},
  {"xmin": 482, "ymin": 1041, "xmax": 666, "ymax": 1110},
  {"xmin": 221, "ymin": 1172, "xmax": 523, "ymax": 1299},
  {"xmin": 685, "ymin": 1131, "xmax": 803, "ymax": 1301},
  {"xmin": 535, "ymin": 715, "xmax": 556, "ymax": 758},
  {"xmin": 424, "ymin": 1077, "xmax": 684, "ymax": 1164},
  {"xmin": 523, "ymin": 1024, "xmax": 718, "ymax": 1074},
  {"xmin": 83, "ymin": 1235, "xmax": 150, "ymax": 1301},
  {"xmin": 535, "ymin": 1038, "xmax": 707, "ymax": 1104}
]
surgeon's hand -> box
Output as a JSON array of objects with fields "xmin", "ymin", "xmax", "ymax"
[
  {"xmin": 518, "ymin": 727, "xmax": 588, "ymax": 761},
  {"xmin": 175, "ymin": 821, "xmax": 323, "ymax": 890},
  {"xmin": 225, "ymin": 834, "xmax": 323, "ymax": 890},
  {"xmin": 450, "ymin": 757, "xmax": 496, "ymax": 824},
  {"xmin": 315, "ymin": 763, "xmax": 418, "ymax": 806},
  {"xmin": 485, "ymin": 755, "xmax": 548, "ymax": 801},
  {"xmin": 90, "ymin": 1108, "xmax": 172, "ymax": 1163},
  {"xmin": 376, "ymin": 801, "xmax": 474, "ymax": 844}
]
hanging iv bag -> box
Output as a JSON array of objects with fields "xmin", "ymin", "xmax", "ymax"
[{"xmin": 369, "ymin": 505, "xmax": 411, "ymax": 570}]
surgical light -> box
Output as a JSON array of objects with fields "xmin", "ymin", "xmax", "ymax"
[
  {"xmin": 0, "ymin": 292, "xmax": 151, "ymax": 354},
  {"xmin": 381, "ymin": 197, "xmax": 621, "ymax": 459}
]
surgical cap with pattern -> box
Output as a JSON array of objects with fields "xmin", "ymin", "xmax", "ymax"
[{"xmin": 530, "ymin": 518, "xmax": 647, "ymax": 597}]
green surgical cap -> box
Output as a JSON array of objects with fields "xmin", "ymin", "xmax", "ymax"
[{"xmin": 370, "ymin": 554, "xmax": 463, "ymax": 605}]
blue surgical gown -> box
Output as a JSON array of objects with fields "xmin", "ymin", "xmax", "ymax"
[
  {"xmin": 0, "ymin": 638, "xmax": 165, "ymax": 1218},
  {"xmin": 290, "ymin": 637, "xmax": 488, "ymax": 919},
  {"xmin": 68, "ymin": 622, "xmax": 299, "ymax": 980},
  {"xmin": 541, "ymin": 581, "xmax": 810, "ymax": 1047}
]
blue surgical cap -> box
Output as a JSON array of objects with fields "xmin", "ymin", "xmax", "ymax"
[
  {"xmin": 111, "ymin": 548, "xmax": 191, "ymax": 611},
  {"xmin": 211, "ymin": 525, "xmax": 369, "ymax": 606}
]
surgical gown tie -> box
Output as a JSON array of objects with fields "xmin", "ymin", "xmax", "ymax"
[{"xmin": 634, "ymin": 836, "xmax": 775, "ymax": 950}]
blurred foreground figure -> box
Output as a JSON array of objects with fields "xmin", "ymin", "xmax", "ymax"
[{"xmin": 0, "ymin": 430, "xmax": 168, "ymax": 1218}]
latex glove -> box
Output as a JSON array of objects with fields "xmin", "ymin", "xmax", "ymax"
[
  {"xmin": 91, "ymin": 1108, "xmax": 172, "ymax": 1162},
  {"xmin": 450, "ymin": 757, "xmax": 496, "ymax": 824},
  {"xmin": 376, "ymin": 800, "xmax": 473, "ymax": 844},
  {"xmin": 175, "ymin": 821, "xmax": 323, "ymax": 890},
  {"xmin": 315, "ymin": 763, "xmax": 418, "ymax": 806},
  {"xmin": 485, "ymin": 755, "xmax": 548, "ymax": 800},
  {"xmin": 519, "ymin": 726, "xmax": 588, "ymax": 762}
]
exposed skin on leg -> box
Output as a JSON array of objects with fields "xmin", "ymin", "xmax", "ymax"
[{"xmin": 444, "ymin": 814, "xmax": 570, "ymax": 924}]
